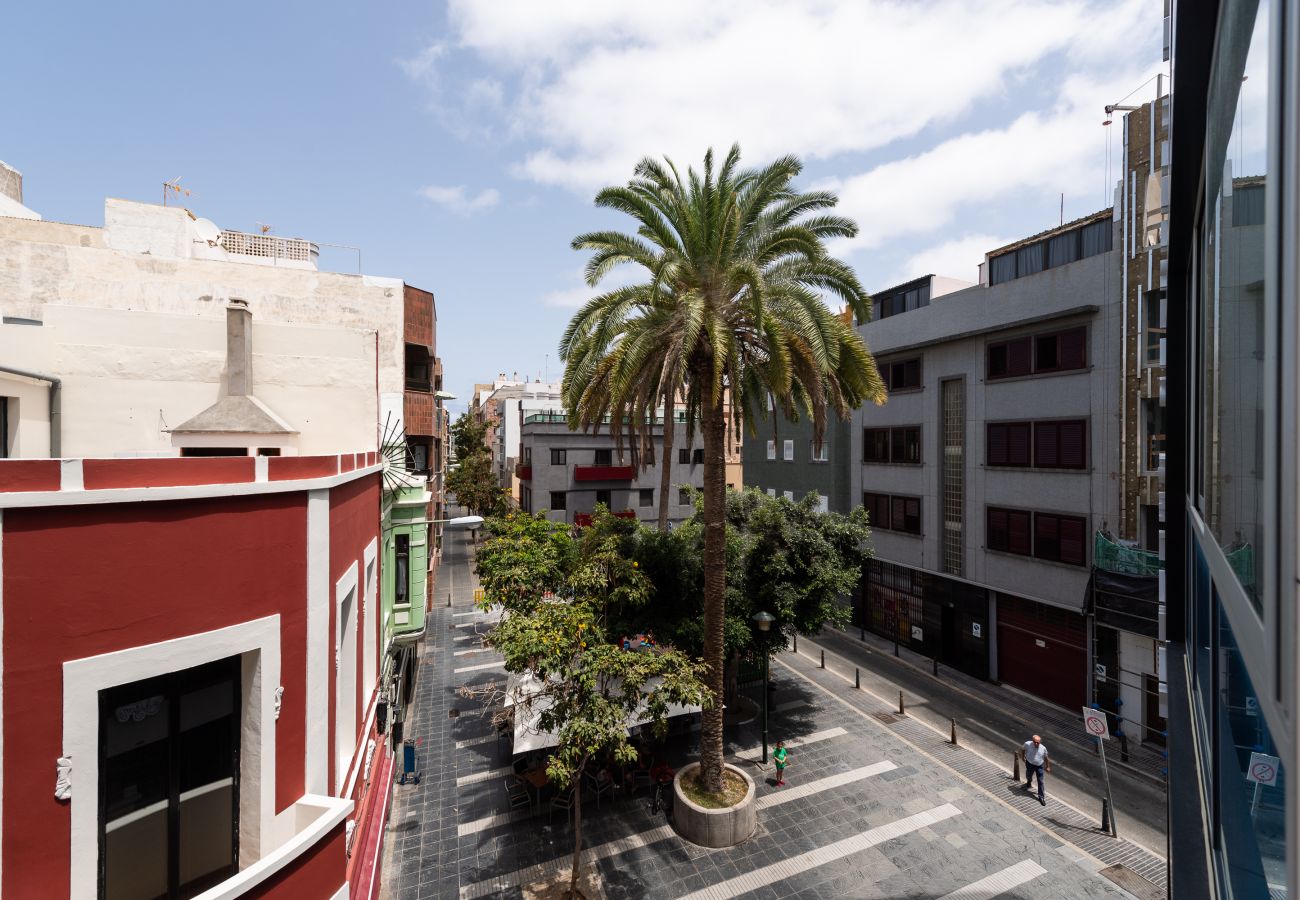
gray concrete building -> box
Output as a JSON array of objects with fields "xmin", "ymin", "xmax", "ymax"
[
  {"xmin": 517, "ymin": 412, "xmax": 704, "ymax": 526},
  {"xmin": 852, "ymin": 210, "xmax": 1124, "ymax": 713}
]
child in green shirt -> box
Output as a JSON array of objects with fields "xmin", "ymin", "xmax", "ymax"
[{"xmin": 774, "ymin": 740, "xmax": 789, "ymax": 786}]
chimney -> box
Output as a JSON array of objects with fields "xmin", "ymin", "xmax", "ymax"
[
  {"xmin": 0, "ymin": 161, "xmax": 22, "ymax": 205},
  {"xmin": 226, "ymin": 299, "xmax": 253, "ymax": 396}
]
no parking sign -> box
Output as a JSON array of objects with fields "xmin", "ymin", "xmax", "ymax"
[
  {"xmin": 1247, "ymin": 753, "xmax": 1280, "ymax": 787},
  {"xmin": 1082, "ymin": 707, "xmax": 1110, "ymax": 740}
]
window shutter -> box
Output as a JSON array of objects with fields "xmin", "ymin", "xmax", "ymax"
[
  {"xmin": 987, "ymin": 508, "xmax": 1008, "ymax": 551},
  {"xmin": 902, "ymin": 359, "xmax": 921, "ymax": 388},
  {"xmin": 1060, "ymin": 420, "xmax": 1086, "ymax": 468},
  {"xmin": 904, "ymin": 497, "xmax": 921, "ymax": 533},
  {"xmin": 1059, "ymin": 516, "xmax": 1086, "ymax": 565},
  {"xmin": 891, "ymin": 496, "xmax": 907, "ymax": 531},
  {"xmin": 1035, "ymin": 422, "xmax": 1059, "ymax": 467},
  {"xmin": 1008, "ymin": 337, "xmax": 1032, "ymax": 376},
  {"xmin": 1034, "ymin": 513, "xmax": 1060, "ymax": 561},
  {"xmin": 1060, "ymin": 327, "xmax": 1087, "ymax": 370},
  {"xmin": 1008, "ymin": 423, "xmax": 1031, "ymax": 466},
  {"xmin": 987, "ymin": 424, "xmax": 1007, "ymax": 466},
  {"xmin": 1009, "ymin": 510, "xmax": 1031, "ymax": 555}
]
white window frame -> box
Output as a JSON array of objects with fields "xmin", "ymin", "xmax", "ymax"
[
  {"xmin": 62, "ymin": 616, "xmax": 281, "ymax": 898},
  {"xmin": 335, "ymin": 561, "xmax": 359, "ymax": 795},
  {"xmin": 783, "ymin": 490, "xmax": 794, "ymax": 501},
  {"xmin": 783, "ymin": 440, "xmax": 794, "ymax": 461},
  {"xmin": 766, "ymin": 488, "xmax": 776, "ymax": 498},
  {"xmin": 766, "ymin": 440, "xmax": 776, "ymax": 461},
  {"xmin": 810, "ymin": 441, "xmax": 829, "ymax": 463},
  {"xmin": 815, "ymin": 494, "xmax": 829, "ymax": 514}
]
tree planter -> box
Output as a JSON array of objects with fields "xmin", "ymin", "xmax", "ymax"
[{"xmin": 671, "ymin": 763, "xmax": 757, "ymax": 848}]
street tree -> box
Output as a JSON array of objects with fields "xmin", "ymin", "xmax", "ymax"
[{"xmin": 560, "ymin": 145, "xmax": 885, "ymax": 794}]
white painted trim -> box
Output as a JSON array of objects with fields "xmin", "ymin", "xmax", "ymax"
[
  {"xmin": 254, "ymin": 456, "xmax": 269, "ymax": 482},
  {"xmin": 306, "ymin": 490, "xmax": 330, "ymax": 795},
  {"xmin": 362, "ymin": 538, "xmax": 378, "ymax": 716},
  {"xmin": 329, "ymin": 883, "xmax": 351, "ymax": 900},
  {"xmin": 63, "ymin": 615, "xmax": 281, "ymax": 899},
  {"xmin": 190, "ymin": 794, "xmax": 352, "ymax": 900},
  {"xmin": 59, "ymin": 459, "xmax": 84, "ymax": 491},
  {"xmin": 0, "ymin": 463, "xmax": 382, "ymax": 509},
  {"xmin": 341, "ymin": 696, "xmax": 379, "ymax": 802},
  {"xmin": 335, "ymin": 561, "xmax": 360, "ymax": 796}
]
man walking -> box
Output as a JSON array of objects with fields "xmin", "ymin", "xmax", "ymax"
[{"xmin": 1021, "ymin": 734, "xmax": 1051, "ymax": 806}]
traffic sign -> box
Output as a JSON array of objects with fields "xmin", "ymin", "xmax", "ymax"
[
  {"xmin": 1082, "ymin": 707, "xmax": 1110, "ymax": 740},
  {"xmin": 1247, "ymin": 752, "xmax": 1280, "ymax": 787}
]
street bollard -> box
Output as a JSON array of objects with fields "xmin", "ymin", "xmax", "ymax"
[
  {"xmin": 447, "ymin": 592, "xmax": 452, "ymax": 608},
  {"xmin": 1013, "ymin": 751, "xmax": 1020, "ymax": 781},
  {"xmin": 899, "ymin": 691, "xmax": 905, "ymax": 715},
  {"xmin": 793, "ymin": 634, "xmax": 798, "ymax": 653},
  {"xmin": 894, "ymin": 640, "xmax": 899, "ymax": 657},
  {"xmin": 820, "ymin": 650, "xmax": 825, "ymax": 669},
  {"xmin": 860, "ymin": 626, "xmax": 865, "ymax": 641},
  {"xmin": 933, "ymin": 657, "xmax": 939, "ymax": 676},
  {"xmin": 855, "ymin": 667, "xmax": 860, "ymax": 690},
  {"xmin": 950, "ymin": 718, "xmax": 958, "ymax": 746}
]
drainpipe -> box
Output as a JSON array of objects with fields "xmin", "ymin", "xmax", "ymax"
[{"xmin": 0, "ymin": 364, "xmax": 60, "ymax": 456}]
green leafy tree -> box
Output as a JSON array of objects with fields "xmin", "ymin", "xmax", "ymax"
[
  {"xmin": 560, "ymin": 145, "xmax": 885, "ymax": 793},
  {"xmin": 447, "ymin": 413, "xmax": 508, "ymax": 516},
  {"xmin": 475, "ymin": 509, "xmax": 709, "ymax": 898}
]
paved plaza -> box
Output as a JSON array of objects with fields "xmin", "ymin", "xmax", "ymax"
[{"xmin": 380, "ymin": 526, "xmax": 1164, "ymax": 900}]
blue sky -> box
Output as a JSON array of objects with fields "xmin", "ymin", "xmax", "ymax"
[{"xmin": 3, "ymin": 1, "xmax": 1163, "ymax": 414}]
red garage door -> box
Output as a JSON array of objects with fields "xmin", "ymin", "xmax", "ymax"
[{"xmin": 996, "ymin": 593, "xmax": 1087, "ymax": 711}]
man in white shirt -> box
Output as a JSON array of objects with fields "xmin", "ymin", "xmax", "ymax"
[{"xmin": 1021, "ymin": 735, "xmax": 1051, "ymax": 805}]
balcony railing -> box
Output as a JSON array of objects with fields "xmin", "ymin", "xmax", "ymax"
[
  {"xmin": 219, "ymin": 230, "xmax": 319, "ymax": 267},
  {"xmin": 573, "ymin": 465, "xmax": 635, "ymax": 482}
]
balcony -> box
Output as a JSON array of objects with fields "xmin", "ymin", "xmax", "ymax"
[
  {"xmin": 573, "ymin": 510, "xmax": 638, "ymax": 528},
  {"xmin": 405, "ymin": 390, "xmax": 434, "ymax": 437},
  {"xmin": 573, "ymin": 465, "xmax": 635, "ymax": 482},
  {"xmin": 516, "ymin": 464, "xmax": 532, "ymax": 481}
]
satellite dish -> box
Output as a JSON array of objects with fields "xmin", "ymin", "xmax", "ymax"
[{"xmin": 193, "ymin": 218, "xmax": 222, "ymax": 246}]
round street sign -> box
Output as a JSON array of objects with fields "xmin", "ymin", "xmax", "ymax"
[
  {"xmin": 1247, "ymin": 752, "xmax": 1280, "ymax": 787},
  {"xmin": 1082, "ymin": 707, "xmax": 1110, "ymax": 739}
]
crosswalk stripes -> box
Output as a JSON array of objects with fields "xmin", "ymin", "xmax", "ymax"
[
  {"xmin": 735, "ymin": 726, "xmax": 847, "ymax": 761},
  {"xmin": 454, "ymin": 660, "xmax": 505, "ymax": 674},
  {"xmin": 936, "ymin": 860, "xmax": 1047, "ymax": 899}
]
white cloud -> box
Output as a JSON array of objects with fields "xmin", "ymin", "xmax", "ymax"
[
  {"xmin": 425, "ymin": 0, "xmax": 1137, "ymax": 194},
  {"xmin": 885, "ymin": 233, "xmax": 1013, "ymax": 287},
  {"xmin": 417, "ymin": 184, "xmax": 501, "ymax": 215}
]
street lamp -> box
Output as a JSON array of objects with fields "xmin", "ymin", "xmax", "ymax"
[{"xmin": 752, "ymin": 611, "xmax": 776, "ymax": 765}]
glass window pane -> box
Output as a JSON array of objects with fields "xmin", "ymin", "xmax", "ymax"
[{"xmin": 1200, "ymin": 0, "xmax": 1269, "ymax": 610}]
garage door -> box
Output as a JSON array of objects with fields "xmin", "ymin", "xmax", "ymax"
[{"xmin": 996, "ymin": 593, "xmax": 1087, "ymax": 711}]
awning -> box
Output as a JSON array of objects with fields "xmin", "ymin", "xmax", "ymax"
[{"xmin": 506, "ymin": 670, "xmax": 700, "ymax": 756}]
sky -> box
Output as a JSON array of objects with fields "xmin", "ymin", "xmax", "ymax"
[{"xmin": 2, "ymin": 1, "xmax": 1165, "ymax": 415}]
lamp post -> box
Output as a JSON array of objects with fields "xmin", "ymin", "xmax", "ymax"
[{"xmin": 752, "ymin": 611, "xmax": 776, "ymax": 764}]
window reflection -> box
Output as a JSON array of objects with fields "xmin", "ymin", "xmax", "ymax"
[{"xmin": 1200, "ymin": 0, "xmax": 1269, "ymax": 611}]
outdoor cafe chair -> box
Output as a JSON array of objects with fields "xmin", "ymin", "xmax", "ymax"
[
  {"xmin": 549, "ymin": 789, "xmax": 576, "ymax": 827},
  {"xmin": 584, "ymin": 769, "xmax": 614, "ymax": 809},
  {"xmin": 504, "ymin": 780, "xmax": 531, "ymax": 820}
]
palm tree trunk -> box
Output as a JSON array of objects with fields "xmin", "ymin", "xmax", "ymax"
[
  {"xmin": 657, "ymin": 394, "xmax": 676, "ymax": 532},
  {"xmin": 698, "ymin": 386, "xmax": 728, "ymax": 794}
]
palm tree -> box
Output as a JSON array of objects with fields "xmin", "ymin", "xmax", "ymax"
[{"xmin": 559, "ymin": 145, "xmax": 885, "ymax": 794}]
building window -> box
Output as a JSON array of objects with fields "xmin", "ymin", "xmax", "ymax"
[
  {"xmin": 863, "ymin": 492, "xmax": 921, "ymax": 535},
  {"xmin": 594, "ymin": 448, "xmax": 612, "ymax": 466},
  {"xmin": 406, "ymin": 440, "xmax": 429, "ymax": 474},
  {"xmin": 986, "ymin": 507, "xmax": 1032, "ymax": 556},
  {"xmin": 880, "ymin": 357, "xmax": 922, "ymax": 391},
  {"xmin": 100, "ymin": 657, "xmax": 240, "ymax": 900},
  {"xmin": 1034, "ymin": 512, "xmax": 1087, "ymax": 566},
  {"xmin": 782, "ymin": 440, "xmax": 794, "ymax": 461},
  {"xmin": 941, "ymin": 379, "xmax": 965, "ymax": 576},
  {"xmin": 815, "ymin": 494, "xmax": 829, "ymax": 513},
  {"xmin": 783, "ymin": 490, "xmax": 794, "ymax": 501},
  {"xmin": 596, "ymin": 489, "xmax": 612, "ymax": 507},
  {"xmin": 550, "ymin": 448, "xmax": 566, "ymax": 465},
  {"xmin": 810, "ymin": 441, "xmax": 829, "ymax": 462},
  {"xmin": 639, "ymin": 488, "xmax": 654, "ymax": 507},
  {"xmin": 680, "ymin": 448, "xmax": 691, "ymax": 464},
  {"xmin": 766, "ymin": 488, "xmax": 776, "ymax": 498},
  {"xmin": 987, "ymin": 218, "xmax": 1113, "ymax": 285},
  {"xmin": 693, "ymin": 448, "xmax": 704, "ymax": 464},
  {"xmin": 679, "ymin": 488, "xmax": 692, "ymax": 505},
  {"xmin": 1033, "ymin": 420, "xmax": 1087, "ymax": 469},
  {"xmin": 986, "ymin": 422, "xmax": 1032, "ymax": 467},
  {"xmin": 765, "ymin": 440, "xmax": 776, "ymax": 461},
  {"xmin": 872, "ymin": 281, "xmax": 931, "ymax": 321},
  {"xmin": 550, "ymin": 491, "xmax": 567, "ymax": 511},
  {"xmin": 863, "ymin": 426, "xmax": 921, "ymax": 464},
  {"xmin": 524, "ymin": 446, "xmax": 532, "ymax": 463},
  {"xmin": 988, "ymin": 327, "xmax": 1087, "ymax": 379},
  {"xmin": 395, "ymin": 534, "xmax": 410, "ymax": 605}
]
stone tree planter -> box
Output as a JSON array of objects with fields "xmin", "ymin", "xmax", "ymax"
[{"xmin": 671, "ymin": 762, "xmax": 757, "ymax": 848}]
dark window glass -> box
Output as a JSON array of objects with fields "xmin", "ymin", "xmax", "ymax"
[
  {"xmin": 550, "ymin": 448, "xmax": 566, "ymax": 465},
  {"xmin": 395, "ymin": 534, "xmax": 409, "ymax": 605},
  {"xmin": 1047, "ymin": 231, "xmax": 1080, "ymax": 268},
  {"xmin": 595, "ymin": 489, "xmax": 612, "ymax": 507},
  {"xmin": 988, "ymin": 337, "xmax": 1032, "ymax": 378},
  {"xmin": 987, "ymin": 508, "xmax": 1009, "ymax": 551},
  {"xmin": 1008, "ymin": 510, "xmax": 1031, "ymax": 555},
  {"xmin": 1233, "ymin": 183, "xmax": 1265, "ymax": 226},
  {"xmin": 863, "ymin": 428, "xmax": 890, "ymax": 463},
  {"xmin": 1033, "ymin": 513, "xmax": 1087, "ymax": 565},
  {"xmin": 679, "ymin": 448, "xmax": 690, "ymax": 464},
  {"xmin": 693, "ymin": 448, "xmax": 704, "ymax": 464},
  {"xmin": 678, "ymin": 488, "xmax": 691, "ymax": 505},
  {"xmin": 639, "ymin": 488, "xmax": 654, "ymax": 507},
  {"xmin": 594, "ymin": 449, "xmax": 612, "ymax": 466},
  {"xmin": 895, "ymin": 427, "xmax": 921, "ymax": 464},
  {"xmin": 863, "ymin": 492, "xmax": 890, "ymax": 529},
  {"xmin": 1036, "ymin": 334, "xmax": 1060, "ymax": 370},
  {"xmin": 1015, "ymin": 242, "xmax": 1045, "ymax": 277},
  {"xmin": 883, "ymin": 357, "xmax": 922, "ymax": 391},
  {"xmin": 550, "ymin": 491, "xmax": 567, "ymax": 511},
  {"xmin": 990, "ymin": 253, "xmax": 1016, "ymax": 285}
]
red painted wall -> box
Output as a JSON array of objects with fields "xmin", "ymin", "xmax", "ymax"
[
  {"xmin": 327, "ymin": 474, "xmax": 380, "ymax": 795},
  {"xmin": 1, "ymin": 493, "xmax": 309, "ymax": 898},
  {"xmin": 244, "ymin": 821, "xmax": 347, "ymax": 900}
]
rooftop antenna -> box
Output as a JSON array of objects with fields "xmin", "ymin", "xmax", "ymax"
[
  {"xmin": 162, "ymin": 177, "xmax": 191, "ymax": 207},
  {"xmin": 1060, "ymin": 193, "xmax": 1064, "ymax": 227},
  {"xmin": 257, "ymin": 222, "xmax": 274, "ymax": 235}
]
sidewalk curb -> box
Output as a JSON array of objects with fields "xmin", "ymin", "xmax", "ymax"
[{"xmin": 815, "ymin": 629, "xmax": 1169, "ymax": 789}]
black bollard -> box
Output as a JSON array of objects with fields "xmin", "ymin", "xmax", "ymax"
[
  {"xmin": 894, "ymin": 640, "xmax": 899, "ymax": 657},
  {"xmin": 860, "ymin": 625, "xmax": 865, "ymax": 640},
  {"xmin": 793, "ymin": 634, "xmax": 798, "ymax": 653},
  {"xmin": 950, "ymin": 718, "xmax": 958, "ymax": 745},
  {"xmin": 933, "ymin": 657, "xmax": 939, "ymax": 676},
  {"xmin": 1013, "ymin": 751, "xmax": 1020, "ymax": 781},
  {"xmin": 899, "ymin": 691, "xmax": 905, "ymax": 715},
  {"xmin": 855, "ymin": 667, "xmax": 860, "ymax": 689},
  {"xmin": 1101, "ymin": 799, "xmax": 1112, "ymax": 834},
  {"xmin": 820, "ymin": 650, "xmax": 825, "ymax": 669}
]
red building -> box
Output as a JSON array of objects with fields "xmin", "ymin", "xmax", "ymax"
[{"xmin": 0, "ymin": 453, "xmax": 392, "ymax": 900}]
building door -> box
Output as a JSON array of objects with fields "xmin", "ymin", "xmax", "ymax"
[
  {"xmin": 996, "ymin": 593, "xmax": 1087, "ymax": 711},
  {"xmin": 337, "ymin": 584, "xmax": 358, "ymax": 793},
  {"xmin": 100, "ymin": 656, "xmax": 240, "ymax": 899}
]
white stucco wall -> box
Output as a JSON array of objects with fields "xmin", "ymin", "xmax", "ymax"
[{"xmin": 0, "ymin": 200, "xmax": 407, "ymax": 457}]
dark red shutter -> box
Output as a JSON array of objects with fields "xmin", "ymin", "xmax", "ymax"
[
  {"xmin": 1034, "ymin": 513, "xmax": 1060, "ymax": 561},
  {"xmin": 1009, "ymin": 510, "xmax": 1032, "ymax": 555},
  {"xmin": 1059, "ymin": 327, "xmax": 1087, "ymax": 369},
  {"xmin": 987, "ymin": 508, "xmax": 1008, "ymax": 551},
  {"xmin": 1008, "ymin": 423, "xmax": 1031, "ymax": 466},
  {"xmin": 891, "ymin": 496, "xmax": 907, "ymax": 531},
  {"xmin": 988, "ymin": 424, "xmax": 1007, "ymax": 466},
  {"xmin": 988, "ymin": 344, "xmax": 1008, "ymax": 378},
  {"xmin": 1060, "ymin": 420, "xmax": 1086, "ymax": 468},
  {"xmin": 1008, "ymin": 337, "xmax": 1032, "ymax": 376},
  {"xmin": 904, "ymin": 497, "xmax": 921, "ymax": 533},
  {"xmin": 1059, "ymin": 516, "xmax": 1086, "ymax": 565},
  {"xmin": 1035, "ymin": 422, "xmax": 1059, "ymax": 467}
]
